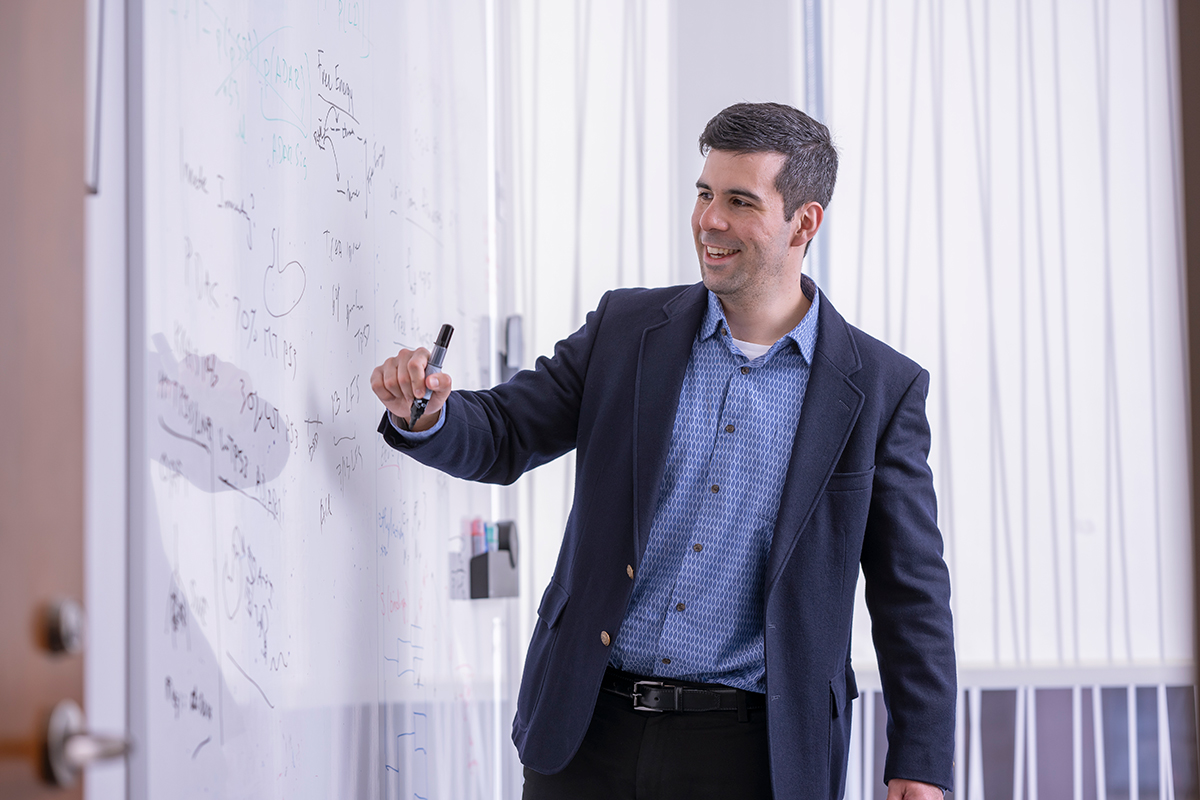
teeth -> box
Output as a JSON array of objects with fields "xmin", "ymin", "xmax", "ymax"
[{"xmin": 707, "ymin": 246, "xmax": 736, "ymax": 257}]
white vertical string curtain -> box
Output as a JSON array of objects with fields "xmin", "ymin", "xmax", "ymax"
[
  {"xmin": 497, "ymin": 0, "xmax": 674, "ymax": 664},
  {"xmin": 821, "ymin": 0, "xmax": 1194, "ymax": 797},
  {"xmin": 827, "ymin": 0, "xmax": 1190, "ymax": 673}
]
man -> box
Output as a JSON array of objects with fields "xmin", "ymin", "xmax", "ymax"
[{"xmin": 371, "ymin": 102, "xmax": 955, "ymax": 799}]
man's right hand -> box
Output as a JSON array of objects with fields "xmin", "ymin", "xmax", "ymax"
[{"xmin": 370, "ymin": 348, "xmax": 454, "ymax": 433}]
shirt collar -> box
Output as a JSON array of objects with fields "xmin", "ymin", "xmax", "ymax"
[{"xmin": 699, "ymin": 276, "xmax": 821, "ymax": 365}]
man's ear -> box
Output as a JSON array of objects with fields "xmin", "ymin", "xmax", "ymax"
[{"xmin": 791, "ymin": 202, "xmax": 824, "ymax": 248}]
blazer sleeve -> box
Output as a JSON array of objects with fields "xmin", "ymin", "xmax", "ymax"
[
  {"xmin": 859, "ymin": 367, "xmax": 957, "ymax": 790},
  {"xmin": 378, "ymin": 290, "xmax": 615, "ymax": 485}
]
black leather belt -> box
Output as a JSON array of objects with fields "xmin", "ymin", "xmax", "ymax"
[{"xmin": 601, "ymin": 667, "xmax": 766, "ymax": 717}]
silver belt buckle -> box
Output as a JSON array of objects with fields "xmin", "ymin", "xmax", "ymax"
[{"xmin": 632, "ymin": 680, "xmax": 671, "ymax": 712}]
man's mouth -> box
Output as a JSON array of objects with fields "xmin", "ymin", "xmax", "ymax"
[{"xmin": 705, "ymin": 245, "xmax": 739, "ymax": 260}]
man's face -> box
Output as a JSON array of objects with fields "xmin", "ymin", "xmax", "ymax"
[{"xmin": 691, "ymin": 149, "xmax": 802, "ymax": 304}]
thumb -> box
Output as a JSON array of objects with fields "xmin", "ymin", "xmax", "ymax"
[{"xmin": 424, "ymin": 370, "xmax": 453, "ymax": 409}]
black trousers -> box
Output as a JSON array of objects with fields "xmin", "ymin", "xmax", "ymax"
[{"xmin": 521, "ymin": 679, "xmax": 773, "ymax": 800}]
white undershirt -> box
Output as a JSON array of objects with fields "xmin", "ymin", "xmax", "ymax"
[{"xmin": 731, "ymin": 337, "xmax": 772, "ymax": 360}]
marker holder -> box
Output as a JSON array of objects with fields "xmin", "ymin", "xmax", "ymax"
[{"xmin": 469, "ymin": 521, "xmax": 518, "ymax": 599}]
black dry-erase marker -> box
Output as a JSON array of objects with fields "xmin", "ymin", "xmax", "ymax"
[{"xmin": 410, "ymin": 324, "xmax": 454, "ymax": 428}]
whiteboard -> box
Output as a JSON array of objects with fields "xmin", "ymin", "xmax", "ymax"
[{"xmin": 128, "ymin": 2, "xmax": 523, "ymax": 798}]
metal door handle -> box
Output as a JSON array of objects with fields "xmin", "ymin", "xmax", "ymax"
[{"xmin": 45, "ymin": 699, "xmax": 131, "ymax": 787}]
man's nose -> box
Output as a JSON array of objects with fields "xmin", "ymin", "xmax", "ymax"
[{"xmin": 698, "ymin": 202, "xmax": 727, "ymax": 231}]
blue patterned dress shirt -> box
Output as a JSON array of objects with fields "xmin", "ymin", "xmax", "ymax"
[{"xmin": 608, "ymin": 285, "xmax": 820, "ymax": 693}]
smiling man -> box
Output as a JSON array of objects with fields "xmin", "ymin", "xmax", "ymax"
[{"xmin": 372, "ymin": 102, "xmax": 956, "ymax": 800}]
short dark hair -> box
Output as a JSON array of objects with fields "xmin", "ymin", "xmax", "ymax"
[{"xmin": 698, "ymin": 102, "xmax": 838, "ymax": 221}]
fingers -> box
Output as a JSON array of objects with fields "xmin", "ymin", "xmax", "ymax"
[
  {"xmin": 370, "ymin": 348, "xmax": 454, "ymax": 426},
  {"xmin": 884, "ymin": 779, "xmax": 942, "ymax": 800},
  {"xmin": 408, "ymin": 371, "xmax": 452, "ymax": 432},
  {"xmin": 406, "ymin": 348, "xmax": 432, "ymax": 399},
  {"xmin": 369, "ymin": 348, "xmax": 423, "ymax": 418}
]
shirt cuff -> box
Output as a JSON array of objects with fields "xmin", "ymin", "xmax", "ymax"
[{"xmin": 388, "ymin": 404, "xmax": 447, "ymax": 441}]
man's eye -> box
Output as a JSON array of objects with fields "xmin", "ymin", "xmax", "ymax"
[
  {"xmin": 731, "ymin": 197, "xmax": 748, "ymax": 207},
  {"xmin": 698, "ymin": 191, "xmax": 712, "ymax": 201}
]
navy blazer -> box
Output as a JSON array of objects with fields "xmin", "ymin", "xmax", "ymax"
[{"xmin": 380, "ymin": 282, "xmax": 956, "ymax": 798}]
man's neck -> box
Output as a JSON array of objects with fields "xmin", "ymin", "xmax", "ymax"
[{"xmin": 719, "ymin": 286, "xmax": 812, "ymax": 346}]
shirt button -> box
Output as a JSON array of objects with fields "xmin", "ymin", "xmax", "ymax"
[
  {"xmin": 662, "ymin": 657, "xmax": 671, "ymax": 665},
  {"xmin": 676, "ymin": 602, "xmax": 685, "ymax": 612},
  {"xmin": 600, "ymin": 631, "xmax": 611, "ymax": 646},
  {"xmin": 710, "ymin": 484, "xmax": 719, "ymax": 493},
  {"xmin": 741, "ymin": 366, "xmax": 750, "ymax": 375},
  {"xmin": 626, "ymin": 565, "xmax": 634, "ymax": 579},
  {"xmin": 725, "ymin": 424, "xmax": 735, "ymax": 433},
  {"xmin": 693, "ymin": 543, "xmax": 703, "ymax": 552}
]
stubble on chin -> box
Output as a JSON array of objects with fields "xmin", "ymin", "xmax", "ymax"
[
  {"xmin": 701, "ymin": 271, "xmax": 749, "ymax": 308},
  {"xmin": 699, "ymin": 262, "xmax": 730, "ymax": 297}
]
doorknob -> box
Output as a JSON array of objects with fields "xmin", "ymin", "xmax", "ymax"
[{"xmin": 44, "ymin": 699, "xmax": 131, "ymax": 787}]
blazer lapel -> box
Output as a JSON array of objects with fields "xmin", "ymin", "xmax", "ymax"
[
  {"xmin": 631, "ymin": 284, "xmax": 708, "ymax": 560},
  {"xmin": 764, "ymin": 296, "xmax": 865, "ymax": 595}
]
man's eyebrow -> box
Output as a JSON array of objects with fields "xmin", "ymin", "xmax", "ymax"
[{"xmin": 694, "ymin": 181, "xmax": 763, "ymax": 203}]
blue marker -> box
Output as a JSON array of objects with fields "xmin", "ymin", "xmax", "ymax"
[{"xmin": 410, "ymin": 324, "xmax": 454, "ymax": 428}]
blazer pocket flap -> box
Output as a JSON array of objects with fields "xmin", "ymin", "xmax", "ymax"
[
  {"xmin": 537, "ymin": 581, "xmax": 570, "ymax": 629},
  {"xmin": 830, "ymin": 666, "xmax": 859, "ymax": 718},
  {"xmin": 824, "ymin": 467, "xmax": 875, "ymax": 493}
]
